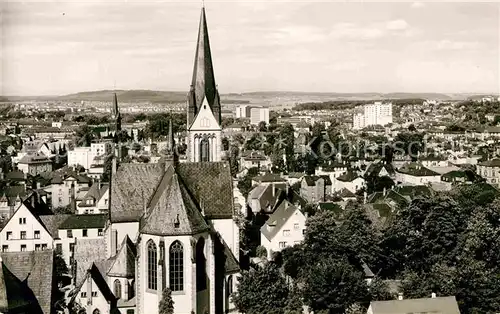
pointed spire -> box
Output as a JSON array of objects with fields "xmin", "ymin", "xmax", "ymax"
[
  {"xmin": 187, "ymin": 6, "xmax": 221, "ymax": 126},
  {"xmin": 167, "ymin": 120, "xmax": 174, "ymax": 152},
  {"xmin": 112, "ymin": 93, "xmax": 119, "ymax": 117}
]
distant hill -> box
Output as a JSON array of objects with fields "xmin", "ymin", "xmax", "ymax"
[{"xmin": 1, "ymin": 90, "xmax": 486, "ymax": 103}]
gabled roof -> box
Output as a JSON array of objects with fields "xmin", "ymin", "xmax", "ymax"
[
  {"xmin": 78, "ymin": 183, "xmax": 109, "ymax": 207},
  {"xmin": 337, "ymin": 171, "xmax": 361, "ymax": 182},
  {"xmin": 39, "ymin": 214, "xmax": 72, "ymax": 237},
  {"xmin": 478, "ymin": 158, "xmax": 500, "ymax": 167},
  {"xmin": 369, "ymin": 296, "xmax": 460, "ymax": 314},
  {"xmin": 365, "ymin": 162, "xmax": 396, "ymax": 177},
  {"xmin": 303, "ymin": 175, "xmax": 332, "ymax": 186},
  {"xmin": 71, "ymin": 263, "xmax": 116, "ymax": 305},
  {"xmin": 0, "ymin": 250, "xmax": 54, "ymax": 314},
  {"xmin": 397, "ymin": 162, "xmax": 440, "ymax": 177},
  {"xmin": 110, "ymin": 163, "xmax": 164, "ymax": 223},
  {"xmin": 338, "ymin": 188, "xmax": 356, "ymax": 199},
  {"xmin": 74, "ymin": 238, "xmax": 107, "ymax": 284},
  {"xmin": 141, "ymin": 165, "xmax": 209, "ymax": 236},
  {"xmin": 107, "ymin": 236, "xmax": 136, "ymax": 278},
  {"xmin": 253, "ymin": 173, "xmax": 286, "ymax": 183},
  {"xmin": 58, "ymin": 214, "xmax": 107, "ymax": 230},
  {"xmin": 0, "ymin": 260, "xmax": 35, "ymax": 313},
  {"xmin": 261, "ymin": 201, "xmax": 303, "ymax": 241}
]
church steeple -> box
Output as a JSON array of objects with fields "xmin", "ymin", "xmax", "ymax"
[
  {"xmin": 187, "ymin": 6, "xmax": 221, "ymax": 127},
  {"xmin": 112, "ymin": 93, "xmax": 122, "ymax": 133}
]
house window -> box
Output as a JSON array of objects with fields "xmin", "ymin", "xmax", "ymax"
[
  {"xmin": 81, "ymin": 292, "xmax": 87, "ymax": 298},
  {"xmin": 20, "ymin": 231, "xmax": 26, "ymax": 239},
  {"xmin": 114, "ymin": 279, "xmax": 122, "ymax": 299},
  {"xmin": 34, "ymin": 230, "xmax": 40, "ymax": 239},
  {"xmin": 20, "ymin": 245, "xmax": 26, "ymax": 251},
  {"xmin": 98, "ymin": 229, "xmax": 103, "ymax": 236},
  {"xmin": 67, "ymin": 230, "xmax": 73, "ymax": 238},
  {"xmin": 126, "ymin": 310, "xmax": 134, "ymax": 314},
  {"xmin": 2, "ymin": 245, "xmax": 8, "ymax": 252},
  {"xmin": 91, "ymin": 291, "xmax": 97, "ymax": 297},
  {"xmin": 41, "ymin": 244, "xmax": 47, "ymax": 250},
  {"xmin": 294, "ymin": 223, "xmax": 299, "ymax": 230},
  {"xmin": 302, "ymin": 229, "xmax": 306, "ymax": 234},
  {"xmin": 147, "ymin": 240, "xmax": 157, "ymax": 290},
  {"xmin": 35, "ymin": 244, "xmax": 41, "ymax": 251},
  {"xmin": 169, "ymin": 241, "xmax": 184, "ymax": 292},
  {"xmin": 279, "ymin": 242, "xmax": 287, "ymax": 248},
  {"xmin": 19, "ymin": 217, "xmax": 26, "ymax": 224},
  {"xmin": 283, "ymin": 230, "xmax": 290, "ymax": 237},
  {"xmin": 82, "ymin": 229, "xmax": 88, "ymax": 237},
  {"xmin": 6, "ymin": 231, "xmax": 12, "ymax": 240}
]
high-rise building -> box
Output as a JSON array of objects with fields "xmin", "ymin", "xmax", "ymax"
[
  {"xmin": 250, "ymin": 107, "xmax": 270, "ymax": 125},
  {"xmin": 352, "ymin": 102, "xmax": 393, "ymax": 130},
  {"xmin": 235, "ymin": 105, "xmax": 252, "ymax": 118}
]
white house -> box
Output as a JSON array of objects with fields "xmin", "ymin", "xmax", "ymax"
[
  {"xmin": 76, "ymin": 183, "xmax": 109, "ymax": 214},
  {"xmin": 333, "ymin": 171, "xmax": 365, "ymax": 193},
  {"xmin": 0, "ymin": 198, "xmax": 54, "ymax": 253},
  {"xmin": 49, "ymin": 172, "xmax": 91, "ymax": 209},
  {"xmin": 260, "ymin": 200, "xmax": 306, "ymax": 259},
  {"xmin": 55, "ymin": 214, "xmax": 107, "ymax": 267},
  {"xmin": 395, "ymin": 162, "xmax": 442, "ymax": 185}
]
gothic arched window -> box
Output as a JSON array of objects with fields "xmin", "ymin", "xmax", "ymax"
[
  {"xmin": 113, "ymin": 279, "xmax": 121, "ymax": 299},
  {"xmin": 147, "ymin": 240, "xmax": 157, "ymax": 290},
  {"xmin": 200, "ymin": 138, "xmax": 210, "ymax": 162},
  {"xmin": 169, "ymin": 241, "xmax": 184, "ymax": 291}
]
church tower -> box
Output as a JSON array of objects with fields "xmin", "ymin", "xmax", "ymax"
[
  {"xmin": 187, "ymin": 6, "xmax": 222, "ymax": 163},
  {"xmin": 111, "ymin": 92, "xmax": 122, "ymax": 133}
]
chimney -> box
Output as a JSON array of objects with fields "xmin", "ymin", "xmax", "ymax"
[
  {"xmin": 431, "ymin": 292, "xmax": 436, "ymax": 298},
  {"xmin": 363, "ymin": 191, "xmax": 367, "ymax": 204},
  {"xmin": 398, "ymin": 293, "xmax": 403, "ymax": 301}
]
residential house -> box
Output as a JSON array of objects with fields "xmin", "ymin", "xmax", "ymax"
[
  {"xmin": 55, "ymin": 214, "xmax": 107, "ymax": 267},
  {"xmin": 260, "ymin": 200, "xmax": 306, "ymax": 259},
  {"xmin": 300, "ymin": 175, "xmax": 332, "ymax": 203},
  {"xmin": 49, "ymin": 172, "xmax": 91, "ymax": 209},
  {"xmin": 69, "ymin": 262, "xmax": 118, "ymax": 314},
  {"xmin": 284, "ymin": 172, "xmax": 305, "ymax": 187},
  {"xmin": 477, "ymin": 158, "xmax": 500, "ymax": 188},
  {"xmin": 0, "ymin": 195, "xmax": 53, "ymax": 253},
  {"xmin": 316, "ymin": 162, "xmax": 349, "ymax": 184},
  {"xmin": 333, "ymin": 171, "xmax": 365, "ymax": 193},
  {"xmin": 420, "ymin": 155, "xmax": 449, "ymax": 168},
  {"xmin": 364, "ymin": 161, "xmax": 396, "ymax": 179},
  {"xmin": 17, "ymin": 153, "xmax": 53, "ymax": 176},
  {"xmin": 367, "ymin": 295, "xmax": 460, "ymax": 314},
  {"xmin": 239, "ymin": 150, "xmax": 271, "ymax": 171},
  {"xmin": 77, "ymin": 183, "xmax": 110, "ymax": 214},
  {"xmin": 395, "ymin": 162, "xmax": 441, "ymax": 185}
]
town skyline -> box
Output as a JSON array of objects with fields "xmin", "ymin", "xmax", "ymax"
[{"xmin": 2, "ymin": 0, "xmax": 500, "ymax": 96}]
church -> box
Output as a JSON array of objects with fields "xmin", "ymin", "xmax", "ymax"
[{"xmin": 70, "ymin": 6, "xmax": 240, "ymax": 314}]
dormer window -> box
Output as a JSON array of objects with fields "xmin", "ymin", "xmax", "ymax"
[{"xmin": 174, "ymin": 214, "xmax": 180, "ymax": 228}]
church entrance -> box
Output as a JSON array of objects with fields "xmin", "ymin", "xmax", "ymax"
[{"xmin": 200, "ymin": 138, "xmax": 210, "ymax": 162}]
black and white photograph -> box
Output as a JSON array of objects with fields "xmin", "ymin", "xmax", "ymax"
[{"xmin": 0, "ymin": 1, "xmax": 499, "ymax": 313}]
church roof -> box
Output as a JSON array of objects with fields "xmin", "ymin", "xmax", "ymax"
[
  {"xmin": 141, "ymin": 165, "xmax": 210, "ymax": 236},
  {"xmin": 110, "ymin": 163, "xmax": 164, "ymax": 223},
  {"xmin": 107, "ymin": 236, "xmax": 136, "ymax": 278},
  {"xmin": 176, "ymin": 162, "xmax": 234, "ymax": 219}
]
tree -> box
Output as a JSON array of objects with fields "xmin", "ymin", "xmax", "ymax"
[
  {"xmin": 232, "ymin": 263, "xmax": 291, "ymax": 314},
  {"xmin": 279, "ymin": 123, "xmax": 295, "ymax": 172},
  {"xmin": 270, "ymin": 152, "xmax": 285, "ymax": 174},
  {"xmin": 258, "ymin": 121, "xmax": 268, "ymax": 132},
  {"xmin": 365, "ymin": 175, "xmax": 395, "ymax": 194},
  {"xmin": 159, "ymin": 288, "xmax": 174, "ymax": 314},
  {"xmin": 222, "ymin": 137, "xmax": 230, "ymax": 151},
  {"xmin": 302, "ymin": 257, "xmax": 368, "ymax": 313},
  {"xmin": 229, "ymin": 145, "xmax": 240, "ymax": 177}
]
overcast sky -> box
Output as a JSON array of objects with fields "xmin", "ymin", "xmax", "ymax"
[{"xmin": 2, "ymin": 0, "xmax": 499, "ymax": 96}]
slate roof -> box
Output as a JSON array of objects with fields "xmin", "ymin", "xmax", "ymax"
[
  {"xmin": 397, "ymin": 163, "xmax": 440, "ymax": 177},
  {"xmin": 110, "ymin": 163, "xmax": 164, "ymax": 222},
  {"xmin": 0, "ymin": 260, "xmax": 35, "ymax": 313},
  {"xmin": 39, "ymin": 214, "xmax": 72, "ymax": 237},
  {"xmin": 252, "ymin": 173, "xmax": 286, "ymax": 183},
  {"xmin": 303, "ymin": 175, "xmax": 332, "ymax": 186},
  {"xmin": 71, "ymin": 263, "xmax": 116, "ymax": 306},
  {"xmin": 338, "ymin": 188, "xmax": 356, "ymax": 198},
  {"xmin": 478, "ymin": 158, "xmax": 500, "ymax": 167},
  {"xmin": 141, "ymin": 165, "xmax": 209, "ymax": 236},
  {"xmin": 176, "ymin": 162, "xmax": 234, "ymax": 219},
  {"xmin": 261, "ymin": 201, "xmax": 302, "ymax": 241},
  {"xmin": 78, "ymin": 183, "xmax": 109, "ymax": 207},
  {"xmin": 58, "ymin": 214, "xmax": 107, "ymax": 230},
  {"xmin": 0, "ymin": 250, "xmax": 54, "ymax": 314},
  {"xmin": 107, "ymin": 236, "xmax": 136, "ymax": 278},
  {"xmin": 365, "ymin": 162, "xmax": 396, "ymax": 177},
  {"xmin": 18, "ymin": 154, "xmax": 52, "ymax": 165},
  {"xmin": 337, "ymin": 171, "xmax": 360, "ymax": 182},
  {"xmin": 223, "ymin": 241, "xmax": 239, "ymax": 274},
  {"xmin": 369, "ymin": 296, "xmax": 460, "ymax": 314},
  {"xmin": 74, "ymin": 238, "xmax": 107, "ymax": 284}
]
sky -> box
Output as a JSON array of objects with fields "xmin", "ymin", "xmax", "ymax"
[{"xmin": 1, "ymin": 0, "xmax": 499, "ymax": 96}]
